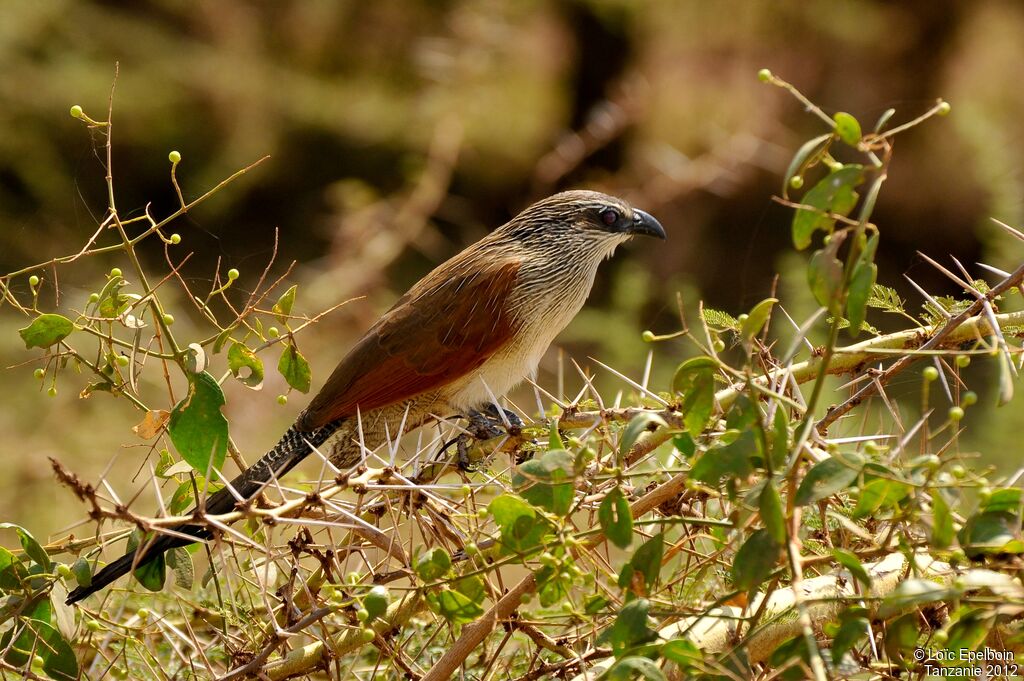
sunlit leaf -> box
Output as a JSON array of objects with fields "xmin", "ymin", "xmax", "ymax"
[
  {"xmin": 782, "ymin": 133, "xmax": 832, "ymax": 198},
  {"xmin": 228, "ymin": 342, "xmax": 265, "ymax": 389},
  {"xmin": 167, "ymin": 371, "xmax": 229, "ymax": 478},
  {"xmin": 732, "ymin": 529, "xmax": 780, "ymax": 592},
  {"xmin": 794, "ymin": 452, "xmax": 864, "ymax": 506},
  {"xmin": 833, "ymin": 112, "xmax": 862, "ymax": 146},
  {"xmin": 272, "ymin": 284, "xmax": 298, "ymax": 324},
  {"xmin": 512, "ymin": 449, "xmax": 575, "ymax": 516},
  {"xmin": 599, "ymin": 486, "xmax": 633, "ymax": 549},
  {"xmin": 18, "ymin": 314, "xmax": 75, "ymax": 349},
  {"xmin": 807, "ymin": 244, "xmax": 844, "ymax": 313},
  {"xmin": 414, "ymin": 547, "xmax": 451, "ymax": 582},
  {"xmin": 278, "ymin": 342, "xmax": 311, "ymax": 393},
  {"xmin": 672, "ymin": 357, "xmax": 717, "ymax": 437},
  {"xmin": 791, "ymin": 165, "xmax": 865, "ymax": 249},
  {"xmin": 741, "ymin": 298, "xmax": 777, "ymax": 343}
]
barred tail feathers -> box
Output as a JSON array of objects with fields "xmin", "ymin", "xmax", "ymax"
[{"xmin": 65, "ymin": 418, "xmax": 343, "ymax": 604}]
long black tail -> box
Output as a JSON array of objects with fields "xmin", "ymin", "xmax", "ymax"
[{"xmin": 66, "ymin": 419, "xmax": 343, "ymax": 604}]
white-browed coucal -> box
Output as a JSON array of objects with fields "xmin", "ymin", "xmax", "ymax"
[{"xmin": 67, "ymin": 189, "xmax": 665, "ymax": 604}]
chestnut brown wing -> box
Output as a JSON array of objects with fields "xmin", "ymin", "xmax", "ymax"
[{"xmin": 296, "ymin": 259, "xmax": 521, "ymax": 431}]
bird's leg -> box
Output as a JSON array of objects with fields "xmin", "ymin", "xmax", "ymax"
[{"xmin": 453, "ymin": 404, "xmax": 524, "ymax": 471}]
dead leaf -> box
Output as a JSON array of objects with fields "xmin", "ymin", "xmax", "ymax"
[{"xmin": 133, "ymin": 409, "xmax": 170, "ymax": 439}]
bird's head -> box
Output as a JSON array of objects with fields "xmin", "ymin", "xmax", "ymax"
[{"xmin": 500, "ymin": 190, "xmax": 666, "ymax": 258}]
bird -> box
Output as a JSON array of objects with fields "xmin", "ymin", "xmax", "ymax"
[{"xmin": 66, "ymin": 189, "xmax": 665, "ymax": 604}]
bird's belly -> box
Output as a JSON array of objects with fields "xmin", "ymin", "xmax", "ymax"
[{"xmin": 444, "ymin": 290, "xmax": 588, "ymax": 411}]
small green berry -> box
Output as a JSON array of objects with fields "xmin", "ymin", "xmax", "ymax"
[
  {"xmin": 641, "ymin": 330, "xmax": 655, "ymax": 342},
  {"xmin": 950, "ymin": 464, "xmax": 966, "ymax": 479},
  {"xmin": 962, "ymin": 391, "xmax": 978, "ymax": 407},
  {"xmin": 70, "ymin": 105, "xmax": 84, "ymax": 119},
  {"xmin": 476, "ymin": 508, "xmax": 488, "ymax": 520},
  {"xmin": 757, "ymin": 68, "xmax": 773, "ymax": 82},
  {"xmin": 979, "ymin": 486, "xmax": 992, "ymax": 502},
  {"xmin": 169, "ymin": 233, "xmax": 181, "ymax": 245},
  {"xmin": 936, "ymin": 101, "xmax": 951, "ymax": 116},
  {"xmin": 460, "ymin": 484, "xmax": 472, "ymax": 497},
  {"xmin": 267, "ymin": 326, "xmax": 280, "ymax": 338},
  {"xmin": 712, "ymin": 339, "xmax": 726, "ymax": 353},
  {"xmin": 162, "ymin": 313, "xmax": 174, "ymax": 325},
  {"xmin": 346, "ymin": 571, "xmax": 361, "ymax": 584},
  {"xmin": 932, "ymin": 630, "xmax": 948, "ymax": 645},
  {"xmin": 28, "ymin": 275, "xmax": 40, "ymax": 287},
  {"xmin": 109, "ymin": 267, "xmax": 122, "ymax": 279},
  {"xmin": 923, "ymin": 366, "xmax": 939, "ymax": 381},
  {"xmin": 355, "ymin": 608, "xmax": 370, "ymax": 623},
  {"xmin": 789, "ymin": 175, "xmax": 804, "ymax": 189},
  {"xmin": 116, "ymin": 355, "xmax": 130, "ymax": 367},
  {"xmin": 464, "ymin": 542, "xmax": 479, "ymax": 556},
  {"xmin": 560, "ymin": 600, "xmax": 574, "ymax": 613},
  {"xmin": 227, "ymin": 268, "xmax": 240, "ymax": 281},
  {"xmin": 948, "ymin": 406, "xmax": 964, "ymax": 422},
  {"xmin": 277, "ymin": 394, "xmax": 288, "ymax": 406},
  {"xmin": 360, "ymin": 628, "xmax": 375, "ymax": 643},
  {"xmin": 88, "ymin": 292, "xmax": 100, "ymax": 303},
  {"xmin": 955, "ymin": 355, "xmax": 971, "ymax": 368},
  {"xmin": 85, "ymin": 619, "xmax": 102, "ymax": 632},
  {"xmin": 136, "ymin": 608, "xmax": 150, "ymax": 622},
  {"xmin": 57, "ymin": 563, "xmax": 73, "ymax": 579},
  {"xmin": 34, "ymin": 368, "xmax": 45, "ymax": 380},
  {"xmin": 47, "ymin": 386, "xmax": 57, "ymax": 397},
  {"xmin": 168, "ymin": 150, "xmax": 182, "ymax": 164}
]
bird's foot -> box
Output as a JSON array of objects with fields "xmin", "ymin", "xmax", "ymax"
[{"xmin": 455, "ymin": 405, "xmax": 525, "ymax": 471}]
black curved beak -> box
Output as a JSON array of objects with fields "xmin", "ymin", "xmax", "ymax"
[{"xmin": 628, "ymin": 209, "xmax": 667, "ymax": 239}]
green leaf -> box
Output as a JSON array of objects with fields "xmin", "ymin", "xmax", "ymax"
[
  {"xmin": 807, "ymin": 245, "xmax": 844, "ymax": 313},
  {"xmin": 599, "ymin": 487, "xmax": 634, "ymax": 549},
  {"xmin": 846, "ymin": 261, "xmax": 877, "ymax": 336},
  {"xmin": 958, "ymin": 511, "xmax": 1023, "ymax": 558},
  {"xmin": 741, "ymin": 298, "xmax": 777, "ymax": 343},
  {"xmin": 759, "ymin": 483, "xmax": 786, "ymax": 545},
  {"xmin": 512, "ymin": 449, "xmax": 575, "ymax": 516},
  {"xmin": 414, "ymin": 547, "xmax": 451, "ymax": 582},
  {"xmin": 0, "ymin": 546, "xmax": 27, "ymax": 590},
  {"xmin": 227, "ymin": 342, "xmax": 265, "ymax": 389},
  {"xmin": 595, "ymin": 598, "xmax": 657, "ymax": 656},
  {"xmin": 831, "ymin": 616, "xmax": 869, "ymax": 662},
  {"xmin": 272, "ymin": 284, "xmax": 298, "ymax": 324},
  {"xmin": 69, "ymin": 558, "xmax": 92, "ymax": 589},
  {"xmin": 672, "ymin": 433, "xmax": 695, "ymax": 458},
  {"xmin": 732, "ymin": 529, "xmax": 780, "ymax": 592},
  {"xmin": 980, "ymin": 487, "xmax": 1023, "ymax": 514},
  {"xmin": 126, "ymin": 530, "xmax": 166, "ymax": 592},
  {"xmin": 604, "ymin": 656, "xmax": 667, "ymax": 681},
  {"xmin": 278, "ymin": 342, "xmax": 311, "ymax": 393},
  {"xmin": 618, "ymin": 533, "xmax": 663, "ymax": 594},
  {"xmin": 671, "ymin": 357, "xmax": 717, "ymax": 437},
  {"xmin": 853, "ymin": 478, "xmax": 910, "ymax": 518},
  {"xmin": 929, "ymin": 489, "xmax": 955, "ymax": 549},
  {"xmin": 782, "ymin": 133, "xmax": 832, "ymax": 198},
  {"xmin": 944, "ymin": 608, "xmax": 994, "ymax": 659},
  {"xmin": 167, "ymin": 371, "xmax": 229, "ymax": 478},
  {"xmin": 0, "ymin": 524, "xmax": 50, "ymax": 572},
  {"xmin": 166, "ymin": 547, "xmax": 194, "ymax": 590},
  {"xmin": 701, "ymin": 307, "xmax": 740, "ymax": 331},
  {"xmin": 867, "ymin": 283, "xmax": 906, "ymax": 314},
  {"xmin": 0, "ymin": 618, "xmax": 78, "ymax": 680},
  {"xmin": 690, "ymin": 430, "xmax": 757, "ymax": 485},
  {"xmin": 794, "ymin": 451, "xmax": 865, "ymax": 506},
  {"xmin": 618, "ymin": 413, "xmax": 667, "ymax": 463},
  {"xmin": 883, "ymin": 612, "xmax": 919, "ymax": 662},
  {"xmin": 831, "ymin": 548, "xmax": 871, "ymax": 587},
  {"xmin": 661, "ymin": 638, "xmax": 703, "ymax": 669},
  {"xmin": 434, "ymin": 588, "xmax": 483, "ymax": 624},
  {"xmin": 878, "ymin": 578, "xmax": 958, "ymax": 620},
  {"xmin": 547, "ymin": 420, "xmax": 565, "ymax": 450},
  {"xmin": 725, "ymin": 394, "xmax": 760, "ymax": 432},
  {"xmin": 833, "ymin": 112, "xmax": 862, "ymax": 146},
  {"xmin": 18, "ymin": 314, "xmax": 75, "ymax": 349},
  {"xmin": 770, "ymin": 405, "xmax": 789, "ymax": 470},
  {"xmin": 488, "ymin": 494, "xmax": 549, "ymax": 555},
  {"xmin": 791, "ymin": 164, "xmax": 865, "ymax": 249}
]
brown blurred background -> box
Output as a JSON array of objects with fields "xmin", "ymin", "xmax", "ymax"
[{"xmin": 2, "ymin": 0, "xmax": 1023, "ymax": 538}]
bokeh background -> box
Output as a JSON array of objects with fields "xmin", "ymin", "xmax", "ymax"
[{"xmin": 2, "ymin": 0, "xmax": 1023, "ymax": 539}]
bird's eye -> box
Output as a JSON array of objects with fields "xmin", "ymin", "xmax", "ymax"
[{"xmin": 600, "ymin": 208, "xmax": 620, "ymax": 226}]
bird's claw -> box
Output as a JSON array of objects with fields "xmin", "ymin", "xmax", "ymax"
[{"xmin": 453, "ymin": 405, "xmax": 524, "ymax": 471}]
